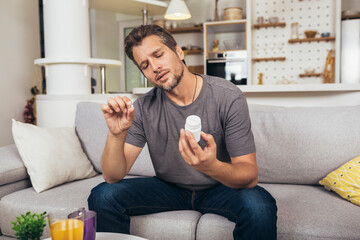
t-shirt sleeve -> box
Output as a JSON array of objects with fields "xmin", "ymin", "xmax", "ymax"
[
  {"xmin": 224, "ymin": 95, "xmax": 256, "ymax": 157},
  {"xmin": 125, "ymin": 99, "xmax": 147, "ymax": 148}
]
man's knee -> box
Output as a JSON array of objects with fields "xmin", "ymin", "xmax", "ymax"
[
  {"xmin": 88, "ymin": 181, "xmax": 135, "ymax": 210},
  {"xmin": 238, "ymin": 186, "xmax": 277, "ymax": 228},
  {"xmin": 88, "ymin": 182, "xmax": 109, "ymax": 211},
  {"xmin": 88, "ymin": 181, "xmax": 132, "ymax": 233},
  {"xmin": 232, "ymin": 186, "xmax": 277, "ymax": 239},
  {"xmin": 88, "ymin": 182, "xmax": 124, "ymax": 210}
]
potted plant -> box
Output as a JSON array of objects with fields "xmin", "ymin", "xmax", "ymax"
[{"xmin": 10, "ymin": 211, "xmax": 47, "ymax": 240}]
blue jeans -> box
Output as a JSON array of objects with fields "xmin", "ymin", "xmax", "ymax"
[{"xmin": 88, "ymin": 177, "xmax": 277, "ymax": 240}]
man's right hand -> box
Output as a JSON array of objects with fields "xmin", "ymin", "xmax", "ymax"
[{"xmin": 101, "ymin": 96, "xmax": 135, "ymax": 136}]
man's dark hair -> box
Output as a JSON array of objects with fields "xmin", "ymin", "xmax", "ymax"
[{"xmin": 125, "ymin": 24, "xmax": 185, "ymax": 67}]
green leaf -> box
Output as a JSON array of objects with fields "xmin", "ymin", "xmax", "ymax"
[{"xmin": 10, "ymin": 211, "xmax": 47, "ymax": 240}]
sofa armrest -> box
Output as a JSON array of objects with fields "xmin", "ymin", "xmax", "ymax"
[{"xmin": 0, "ymin": 144, "xmax": 29, "ymax": 187}]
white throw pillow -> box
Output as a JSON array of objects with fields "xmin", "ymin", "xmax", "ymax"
[{"xmin": 12, "ymin": 119, "xmax": 97, "ymax": 193}]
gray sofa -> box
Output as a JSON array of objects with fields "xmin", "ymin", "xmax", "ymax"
[{"xmin": 1, "ymin": 101, "xmax": 360, "ymax": 240}]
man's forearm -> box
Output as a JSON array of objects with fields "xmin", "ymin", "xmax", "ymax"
[
  {"xmin": 101, "ymin": 131, "xmax": 128, "ymax": 183},
  {"xmin": 204, "ymin": 160, "xmax": 258, "ymax": 189}
]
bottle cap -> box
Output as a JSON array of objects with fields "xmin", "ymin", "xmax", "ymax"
[{"xmin": 185, "ymin": 115, "xmax": 201, "ymax": 131}]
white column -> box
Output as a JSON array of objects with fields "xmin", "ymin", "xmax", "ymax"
[
  {"xmin": 35, "ymin": 0, "xmax": 122, "ymax": 127},
  {"xmin": 42, "ymin": 0, "xmax": 91, "ymax": 94}
]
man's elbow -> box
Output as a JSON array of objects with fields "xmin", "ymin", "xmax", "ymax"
[
  {"xmin": 245, "ymin": 177, "xmax": 258, "ymax": 188},
  {"xmin": 102, "ymin": 174, "xmax": 122, "ymax": 184},
  {"xmin": 244, "ymin": 176, "xmax": 259, "ymax": 188}
]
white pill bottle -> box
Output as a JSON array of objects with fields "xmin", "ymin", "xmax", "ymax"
[{"xmin": 185, "ymin": 115, "xmax": 202, "ymax": 142}]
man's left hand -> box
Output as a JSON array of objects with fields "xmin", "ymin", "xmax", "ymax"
[{"xmin": 178, "ymin": 129, "xmax": 218, "ymax": 172}]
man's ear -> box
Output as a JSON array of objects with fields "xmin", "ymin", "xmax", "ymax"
[{"xmin": 175, "ymin": 45, "xmax": 185, "ymax": 61}]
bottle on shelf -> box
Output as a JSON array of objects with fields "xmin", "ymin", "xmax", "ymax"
[
  {"xmin": 291, "ymin": 22, "xmax": 299, "ymax": 39},
  {"xmin": 214, "ymin": 0, "xmax": 220, "ymax": 21},
  {"xmin": 212, "ymin": 40, "xmax": 220, "ymax": 51},
  {"xmin": 258, "ymin": 73, "xmax": 264, "ymax": 85}
]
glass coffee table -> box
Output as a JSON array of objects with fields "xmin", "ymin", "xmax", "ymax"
[
  {"xmin": 44, "ymin": 232, "xmax": 148, "ymax": 240},
  {"xmin": 96, "ymin": 232, "xmax": 148, "ymax": 240}
]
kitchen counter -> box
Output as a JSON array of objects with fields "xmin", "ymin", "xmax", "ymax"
[{"xmin": 133, "ymin": 83, "xmax": 360, "ymax": 94}]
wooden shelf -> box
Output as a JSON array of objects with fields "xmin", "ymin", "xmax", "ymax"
[
  {"xmin": 208, "ymin": 50, "xmax": 246, "ymax": 54},
  {"xmin": 188, "ymin": 65, "xmax": 204, "ymax": 74},
  {"xmin": 252, "ymin": 57, "xmax": 286, "ymax": 62},
  {"xmin": 299, "ymin": 73, "xmax": 323, "ymax": 78},
  {"xmin": 204, "ymin": 20, "xmax": 246, "ymax": 33},
  {"xmin": 166, "ymin": 26, "xmax": 203, "ymax": 34},
  {"xmin": 288, "ymin": 37, "xmax": 335, "ymax": 43},
  {"xmin": 341, "ymin": 14, "xmax": 360, "ymax": 20},
  {"xmin": 253, "ymin": 22, "xmax": 286, "ymax": 29},
  {"xmin": 183, "ymin": 49, "xmax": 203, "ymax": 55}
]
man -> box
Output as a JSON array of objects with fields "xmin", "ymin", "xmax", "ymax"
[{"xmin": 88, "ymin": 25, "xmax": 277, "ymax": 239}]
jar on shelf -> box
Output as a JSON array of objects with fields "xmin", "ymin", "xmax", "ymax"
[
  {"xmin": 291, "ymin": 22, "xmax": 299, "ymax": 39},
  {"xmin": 224, "ymin": 7, "xmax": 242, "ymax": 21}
]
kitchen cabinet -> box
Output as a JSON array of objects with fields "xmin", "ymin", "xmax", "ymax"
[
  {"xmin": 203, "ymin": 20, "xmax": 247, "ymax": 81},
  {"xmin": 204, "ymin": 20, "xmax": 247, "ymax": 57}
]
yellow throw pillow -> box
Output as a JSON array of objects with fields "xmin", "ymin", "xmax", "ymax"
[{"xmin": 319, "ymin": 155, "xmax": 360, "ymax": 206}]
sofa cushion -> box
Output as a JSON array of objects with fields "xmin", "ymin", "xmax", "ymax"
[
  {"xmin": 196, "ymin": 213, "xmax": 234, "ymax": 240},
  {"xmin": 249, "ymin": 104, "xmax": 360, "ymax": 185},
  {"xmin": 75, "ymin": 102, "xmax": 155, "ymax": 177},
  {"xmin": 0, "ymin": 145, "xmax": 28, "ymax": 186},
  {"xmin": 196, "ymin": 184, "xmax": 360, "ymax": 240},
  {"xmin": 261, "ymin": 183, "xmax": 360, "ymax": 240},
  {"xmin": 0, "ymin": 179, "xmax": 31, "ymax": 200},
  {"xmin": 0, "ymin": 175, "xmax": 199, "ymax": 240},
  {"xmin": 130, "ymin": 210, "xmax": 201, "ymax": 240},
  {"xmin": 12, "ymin": 120, "xmax": 97, "ymax": 193},
  {"xmin": 0, "ymin": 175, "xmax": 105, "ymax": 238},
  {"xmin": 319, "ymin": 155, "xmax": 360, "ymax": 206}
]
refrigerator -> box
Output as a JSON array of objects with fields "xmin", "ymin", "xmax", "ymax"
[{"xmin": 341, "ymin": 18, "xmax": 360, "ymax": 83}]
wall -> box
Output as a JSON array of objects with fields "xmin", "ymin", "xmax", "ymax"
[{"xmin": 0, "ymin": 0, "xmax": 40, "ymax": 147}]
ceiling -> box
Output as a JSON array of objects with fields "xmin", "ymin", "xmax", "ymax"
[{"xmin": 89, "ymin": 0, "xmax": 168, "ymax": 16}]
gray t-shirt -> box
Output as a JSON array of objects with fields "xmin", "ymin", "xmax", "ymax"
[{"xmin": 126, "ymin": 74, "xmax": 255, "ymax": 190}]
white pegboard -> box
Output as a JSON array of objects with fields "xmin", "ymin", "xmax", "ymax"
[{"xmin": 250, "ymin": 0, "xmax": 337, "ymax": 85}]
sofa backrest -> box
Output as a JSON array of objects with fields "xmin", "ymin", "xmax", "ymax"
[
  {"xmin": 249, "ymin": 104, "xmax": 360, "ymax": 185},
  {"xmin": 75, "ymin": 102, "xmax": 360, "ymax": 186},
  {"xmin": 75, "ymin": 102, "xmax": 155, "ymax": 177}
]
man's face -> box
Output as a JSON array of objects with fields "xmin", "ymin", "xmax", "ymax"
[{"xmin": 132, "ymin": 35, "xmax": 185, "ymax": 91}]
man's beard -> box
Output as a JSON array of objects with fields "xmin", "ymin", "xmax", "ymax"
[{"xmin": 157, "ymin": 64, "xmax": 184, "ymax": 92}]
